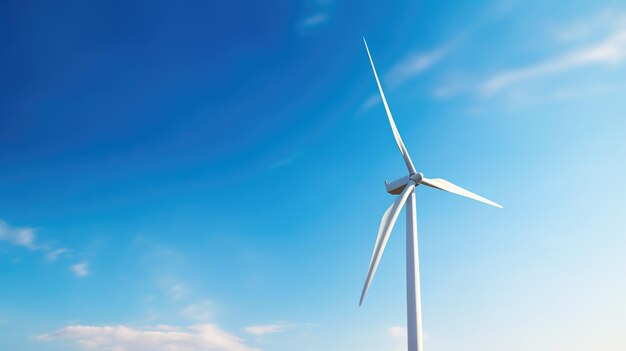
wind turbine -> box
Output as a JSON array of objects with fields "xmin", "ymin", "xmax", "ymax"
[{"xmin": 359, "ymin": 38, "xmax": 502, "ymax": 351}]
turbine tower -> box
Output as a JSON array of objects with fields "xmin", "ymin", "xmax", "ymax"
[{"xmin": 359, "ymin": 38, "xmax": 502, "ymax": 351}]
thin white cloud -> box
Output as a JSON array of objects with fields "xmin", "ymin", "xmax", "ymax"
[
  {"xmin": 0, "ymin": 219, "xmax": 83, "ymax": 273},
  {"xmin": 298, "ymin": 0, "xmax": 336, "ymax": 32},
  {"xmin": 163, "ymin": 280, "xmax": 188, "ymax": 301},
  {"xmin": 485, "ymin": 0, "xmax": 518, "ymax": 19},
  {"xmin": 386, "ymin": 326, "xmax": 407, "ymax": 351},
  {"xmin": 549, "ymin": 84, "xmax": 617, "ymax": 101},
  {"xmin": 482, "ymin": 13, "xmax": 626, "ymax": 95},
  {"xmin": 71, "ymin": 262, "xmax": 90, "ymax": 277},
  {"xmin": 360, "ymin": 41, "xmax": 453, "ymax": 112},
  {"xmin": 45, "ymin": 248, "xmax": 69, "ymax": 262},
  {"xmin": 387, "ymin": 326, "xmax": 406, "ymax": 338},
  {"xmin": 38, "ymin": 324, "xmax": 259, "ymax": 351},
  {"xmin": 552, "ymin": 8, "xmax": 623, "ymax": 43},
  {"xmin": 302, "ymin": 13, "xmax": 328, "ymax": 28},
  {"xmin": 429, "ymin": 69, "xmax": 475, "ymax": 100},
  {"xmin": 269, "ymin": 157, "xmax": 293, "ymax": 170},
  {"xmin": 359, "ymin": 94, "xmax": 380, "ymax": 113},
  {"xmin": 182, "ymin": 300, "xmax": 214, "ymax": 321},
  {"xmin": 167, "ymin": 283, "xmax": 187, "ymax": 300},
  {"xmin": 0, "ymin": 220, "xmax": 38, "ymax": 249},
  {"xmin": 244, "ymin": 321, "xmax": 294, "ymax": 336},
  {"xmin": 387, "ymin": 44, "xmax": 452, "ymax": 87}
]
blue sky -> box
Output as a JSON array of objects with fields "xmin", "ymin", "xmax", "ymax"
[{"xmin": 2, "ymin": 0, "xmax": 626, "ymax": 350}]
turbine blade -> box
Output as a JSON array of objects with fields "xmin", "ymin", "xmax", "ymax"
[
  {"xmin": 421, "ymin": 177, "xmax": 503, "ymax": 208},
  {"xmin": 360, "ymin": 181, "xmax": 416, "ymax": 306},
  {"xmin": 367, "ymin": 204, "xmax": 393, "ymax": 269},
  {"xmin": 363, "ymin": 37, "xmax": 417, "ymax": 175}
]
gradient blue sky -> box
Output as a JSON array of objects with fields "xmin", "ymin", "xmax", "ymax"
[{"xmin": 2, "ymin": 1, "xmax": 626, "ymax": 350}]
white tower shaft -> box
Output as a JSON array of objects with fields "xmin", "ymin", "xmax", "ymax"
[{"xmin": 406, "ymin": 191, "xmax": 423, "ymax": 351}]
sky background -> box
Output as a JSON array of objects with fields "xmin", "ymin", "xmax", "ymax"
[{"xmin": 2, "ymin": 0, "xmax": 626, "ymax": 350}]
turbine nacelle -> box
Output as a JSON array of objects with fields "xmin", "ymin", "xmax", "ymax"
[{"xmin": 385, "ymin": 173, "xmax": 423, "ymax": 194}]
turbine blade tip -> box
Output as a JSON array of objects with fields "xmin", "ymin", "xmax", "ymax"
[{"xmin": 359, "ymin": 292, "xmax": 367, "ymax": 306}]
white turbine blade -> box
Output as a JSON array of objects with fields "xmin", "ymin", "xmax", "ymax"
[
  {"xmin": 421, "ymin": 177, "xmax": 503, "ymax": 208},
  {"xmin": 363, "ymin": 37, "xmax": 417, "ymax": 175},
  {"xmin": 367, "ymin": 204, "xmax": 393, "ymax": 268},
  {"xmin": 360, "ymin": 181, "xmax": 416, "ymax": 306}
]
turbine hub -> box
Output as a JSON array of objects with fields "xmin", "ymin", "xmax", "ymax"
[{"xmin": 410, "ymin": 172, "xmax": 424, "ymax": 183}]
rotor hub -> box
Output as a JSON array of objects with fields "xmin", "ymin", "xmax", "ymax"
[{"xmin": 410, "ymin": 172, "xmax": 424, "ymax": 183}]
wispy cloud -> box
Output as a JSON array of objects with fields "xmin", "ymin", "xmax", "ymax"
[
  {"xmin": 269, "ymin": 157, "xmax": 293, "ymax": 170},
  {"xmin": 71, "ymin": 262, "xmax": 90, "ymax": 277},
  {"xmin": 298, "ymin": 0, "xmax": 335, "ymax": 32},
  {"xmin": 387, "ymin": 326, "xmax": 407, "ymax": 338},
  {"xmin": 551, "ymin": 8, "xmax": 624, "ymax": 43},
  {"xmin": 302, "ymin": 13, "xmax": 328, "ymax": 28},
  {"xmin": 360, "ymin": 42, "xmax": 453, "ymax": 112},
  {"xmin": 244, "ymin": 321, "xmax": 295, "ymax": 336},
  {"xmin": 160, "ymin": 277, "xmax": 189, "ymax": 301},
  {"xmin": 359, "ymin": 94, "xmax": 381, "ymax": 114},
  {"xmin": 45, "ymin": 248, "xmax": 69, "ymax": 262},
  {"xmin": 386, "ymin": 326, "xmax": 407, "ymax": 351},
  {"xmin": 0, "ymin": 220, "xmax": 38, "ymax": 249},
  {"xmin": 482, "ymin": 13, "xmax": 626, "ymax": 95},
  {"xmin": 431, "ymin": 73, "xmax": 471, "ymax": 99},
  {"xmin": 549, "ymin": 84, "xmax": 618, "ymax": 101},
  {"xmin": 182, "ymin": 300, "xmax": 214, "ymax": 321},
  {"xmin": 386, "ymin": 44, "xmax": 453, "ymax": 87},
  {"xmin": 0, "ymin": 219, "xmax": 84, "ymax": 275},
  {"xmin": 38, "ymin": 324, "xmax": 259, "ymax": 351}
]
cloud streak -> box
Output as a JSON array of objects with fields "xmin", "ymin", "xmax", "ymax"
[
  {"xmin": 160, "ymin": 277, "xmax": 189, "ymax": 301},
  {"xmin": 244, "ymin": 321, "xmax": 294, "ymax": 336},
  {"xmin": 38, "ymin": 324, "xmax": 259, "ymax": 351},
  {"xmin": 46, "ymin": 248, "xmax": 69, "ymax": 262},
  {"xmin": 71, "ymin": 262, "xmax": 90, "ymax": 277},
  {"xmin": 386, "ymin": 44, "xmax": 452, "ymax": 87},
  {"xmin": 0, "ymin": 220, "xmax": 38, "ymax": 249},
  {"xmin": 182, "ymin": 300, "xmax": 214, "ymax": 321},
  {"xmin": 268, "ymin": 157, "xmax": 293, "ymax": 170},
  {"xmin": 0, "ymin": 219, "xmax": 87, "ymax": 276},
  {"xmin": 360, "ymin": 42, "xmax": 453, "ymax": 112},
  {"xmin": 298, "ymin": 0, "xmax": 335, "ymax": 31},
  {"xmin": 301, "ymin": 13, "xmax": 328, "ymax": 28},
  {"xmin": 482, "ymin": 13, "xmax": 626, "ymax": 95}
]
